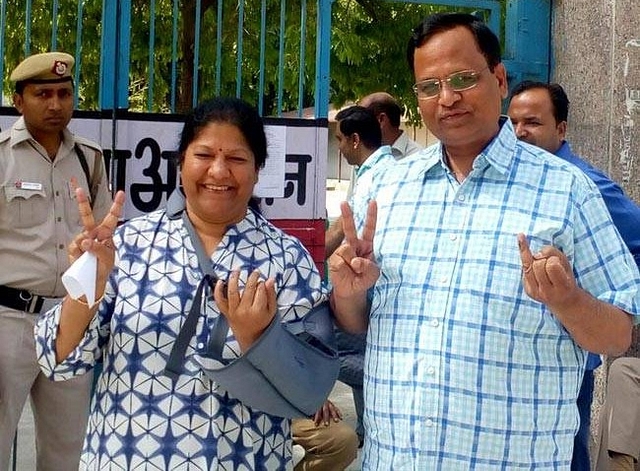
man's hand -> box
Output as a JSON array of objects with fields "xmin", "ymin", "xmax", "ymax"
[
  {"xmin": 328, "ymin": 200, "xmax": 380, "ymax": 298},
  {"xmin": 517, "ymin": 232, "xmax": 633, "ymax": 355},
  {"xmin": 518, "ymin": 233, "xmax": 579, "ymax": 312},
  {"xmin": 312, "ymin": 400, "xmax": 343, "ymax": 427}
]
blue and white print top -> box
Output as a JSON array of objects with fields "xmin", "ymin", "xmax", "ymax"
[
  {"xmin": 36, "ymin": 208, "xmax": 328, "ymax": 470},
  {"xmin": 357, "ymin": 118, "xmax": 640, "ymax": 470}
]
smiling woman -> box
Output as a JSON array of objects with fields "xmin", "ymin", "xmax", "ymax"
[
  {"xmin": 177, "ymin": 100, "xmax": 264, "ymax": 249},
  {"xmin": 34, "ymin": 97, "xmax": 340, "ymax": 470}
]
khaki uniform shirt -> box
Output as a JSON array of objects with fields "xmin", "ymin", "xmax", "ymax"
[{"xmin": 0, "ymin": 117, "xmax": 111, "ymax": 297}]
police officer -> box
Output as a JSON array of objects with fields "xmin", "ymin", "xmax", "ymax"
[{"xmin": 0, "ymin": 52, "xmax": 111, "ymax": 470}]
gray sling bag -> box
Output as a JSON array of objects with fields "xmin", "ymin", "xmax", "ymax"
[{"xmin": 163, "ymin": 189, "xmax": 339, "ymax": 418}]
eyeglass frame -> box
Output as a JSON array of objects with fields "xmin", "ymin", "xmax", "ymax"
[{"xmin": 412, "ymin": 66, "xmax": 491, "ymax": 100}]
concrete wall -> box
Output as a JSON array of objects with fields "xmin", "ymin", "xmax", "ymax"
[
  {"xmin": 552, "ymin": 1, "xmax": 640, "ymax": 466},
  {"xmin": 552, "ymin": 0, "xmax": 640, "ymax": 204}
]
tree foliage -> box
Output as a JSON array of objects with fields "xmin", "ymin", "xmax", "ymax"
[
  {"xmin": 330, "ymin": 1, "xmax": 502, "ymax": 124},
  {"xmin": 1, "ymin": 0, "xmax": 503, "ymax": 123}
]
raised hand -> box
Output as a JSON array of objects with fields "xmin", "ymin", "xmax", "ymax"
[
  {"xmin": 68, "ymin": 186, "xmax": 125, "ymax": 297},
  {"xmin": 328, "ymin": 200, "xmax": 380, "ymax": 298},
  {"xmin": 55, "ymin": 187, "xmax": 126, "ymax": 362},
  {"xmin": 518, "ymin": 233, "xmax": 578, "ymax": 311},
  {"xmin": 213, "ymin": 269, "xmax": 277, "ymax": 352}
]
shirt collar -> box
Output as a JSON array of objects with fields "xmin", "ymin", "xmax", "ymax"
[
  {"xmin": 555, "ymin": 140, "xmax": 573, "ymax": 159},
  {"xmin": 391, "ymin": 132, "xmax": 409, "ymax": 157},
  {"xmin": 423, "ymin": 116, "xmax": 517, "ymax": 178},
  {"xmin": 355, "ymin": 145, "xmax": 393, "ymax": 178},
  {"xmin": 10, "ymin": 116, "xmax": 73, "ymax": 153},
  {"xmin": 478, "ymin": 116, "xmax": 518, "ymax": 176}
]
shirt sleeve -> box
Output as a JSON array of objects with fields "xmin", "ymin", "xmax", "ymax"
[
  {"xmin": 35, "ymin": 234, "xmax": 120, "ymax": 380},
  {"xmin": 570, "ymin": 175, "xmax": 640, "ymax": 319}
]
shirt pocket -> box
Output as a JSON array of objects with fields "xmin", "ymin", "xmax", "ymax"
[{"xmin": 2, "ymin": 186, "xmax": 48, "ymax": 229}]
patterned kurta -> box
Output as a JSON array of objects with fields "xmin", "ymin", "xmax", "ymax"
[
  {"xmin": 357, "ymin": 118, "xmax": 640, "ymax": 470},
  {"xmin": 36, "ymin": 208, "xmax": 328, "ymax": 470}
]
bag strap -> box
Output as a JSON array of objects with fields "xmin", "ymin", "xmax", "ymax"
[
  {"xmin": 181, "ymin": 211, "xmax": 229, "ymax": 357},
  {"xmin": 163, "ymin": 208, "xmax": 229, "ymax": 380},
  {"xmin": 164, "ymin": 274, "xmax": 210, "ymax": 381},
  {"xmin": 74, "ymin": 143, "xmax": 95, "ymax": 208}
]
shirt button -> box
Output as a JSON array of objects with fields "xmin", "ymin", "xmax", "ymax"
[
  {"xmin": 425, "ymin": 419, "xmax": 434, "ymax": 427},
  {"xmin": 449, "ymin": 234, "xmax": 457, "ymax": 241},
  {"xmin": 197, "ymin": 342, "xmax": 205, "ymax": 350},
  {"xmin": 431, "ymin": 319, "xmax": 439, "ymax": 327},
  {"xmin": 439, "ymin": 276, "xmax": 448, "ymax": 284},
  {"xmin": 458, "ymin": 194, "xmax": 465, "ymax": 201},
  {"xmin": 427, "ymin": 366, "xmax": 436, "ymax": 375},
  {"xmin": 57, "ymin": 217, "xmax": 62, "ymax": 222},
  {"xmin": 58, "ymin": 244, "xmax": 64, "ymax": 249}
]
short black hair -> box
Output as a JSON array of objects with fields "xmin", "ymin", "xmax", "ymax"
[
  {"xmin": 407, "ymin": 12, "xmax": 501, "ymax": 75},
  {"xmin": 335, "ymin": 106, "xmax": 382, "ymax": 150},
  {"xmin": 176, "ymin": 96, "xmax": 268, "ymax": 170},
  {"xmin": 509, "ymin": 81, "xmax": 570, "ymax": 124}
]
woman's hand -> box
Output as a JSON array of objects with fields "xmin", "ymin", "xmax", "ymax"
[
  {"xmin": 55, "ymin": 187, "xmax": 125, "ymax": 363},
  {"xmin": 213, "ymin": 269, "xmax": 277, "ymax": 352},
  {"xmin": 68, "ymin": 186, "xmax": 126, "ymax": 299}
]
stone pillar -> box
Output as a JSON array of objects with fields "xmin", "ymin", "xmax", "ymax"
[
  {"xmin": 552, "ymin": 1, "xmax": 640, "ymax": 468},
  {"xmin": 552, "ymin": 0, "xmax": 640, "ymax": 203}
]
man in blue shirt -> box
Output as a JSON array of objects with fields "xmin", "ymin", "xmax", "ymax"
[
  {"xmin": 328, "ymin": 12, "xmax": 639, "ymax": 469},
  {"xmin": 325, "ymin": 105, "xmax": 394, "ymax": 447},
  {"xmin": 326, "ymin": 106, "xmax": 395, "ymax": 256},
  {"xmin": 508, "ymin": 80, "xmax": 640, "ymax": 471}
]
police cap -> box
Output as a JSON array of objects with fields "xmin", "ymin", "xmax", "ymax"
[{"xmin": 10, "ymin": 52, "xmax": 75, "ymax": 84}]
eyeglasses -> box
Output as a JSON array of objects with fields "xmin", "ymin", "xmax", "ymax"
[{"xmin": 412, "ymin": 67, "xmax": 489, "ymax": 100}]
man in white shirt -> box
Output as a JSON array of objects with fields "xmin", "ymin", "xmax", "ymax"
[{"xmin": 359, "ymin": 91, "xmax": 423, "ymax": 159}]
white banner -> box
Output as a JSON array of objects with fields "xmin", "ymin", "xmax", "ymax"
[{"xmin": 0, "ymin": 111, "xmax": 327, "ymax": 220}]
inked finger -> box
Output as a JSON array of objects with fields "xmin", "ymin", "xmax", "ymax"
[
  {"xmin": 517, "ymin": 233, "xmax": 535, "ymax": 273},
  {"xmin": 213, "ymin": 278, "xmax": 229, "ymax": 311},
  {"xmin": 226, "ymin": 270, "xmax": 241, "ymax": 309}
]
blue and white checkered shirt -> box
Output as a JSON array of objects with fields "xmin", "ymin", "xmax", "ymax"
[
  {"xmin": 350, "ymin": 145, "xmax": 394, "ymax": 219},
  {"xmin": 359, "ymin": 118, "xmax": 640, "ymax": 470}
]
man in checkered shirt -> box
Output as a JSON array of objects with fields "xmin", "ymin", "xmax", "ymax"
[{"xmin": 328, "ymin": 12, "xmax": 640, "ymax": 470}]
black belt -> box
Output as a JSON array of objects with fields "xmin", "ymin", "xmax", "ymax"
[{"xmin": 0, "ymin": 285, "xmax": 58, "ymax": 314}]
